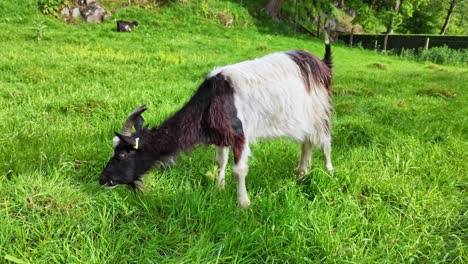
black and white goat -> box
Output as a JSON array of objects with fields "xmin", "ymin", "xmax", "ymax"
[
  {"xmin": 99, "ymin": 38, "xmax": 333, "ymax": 208},
  {"xmin": 116, "ymin": 20, "xmax": 138, "ymax": 32}
]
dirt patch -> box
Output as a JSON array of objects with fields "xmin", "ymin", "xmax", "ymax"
[
  {"xmin": 416, "ymin": 88, "xmax": 456, "ymax": 98},
  {"xmin": 368, "ymin": 63, "xmax": 386, "ymax": 70},
  {"xmin": 334, "ymin": 85, "xmax": 374, "ymax": 96},
  {"xmin": 425, "ymin": 65, "xmax": 447, "ymax": 71}
]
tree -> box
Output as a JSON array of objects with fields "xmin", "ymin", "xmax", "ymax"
[
  {"xmin": 264, "ymin": 0, "xmax": 283, "ymax": 20},
  {"xmin": 440, "ymin": 0, "xmax": 457, "ymax": 35},
  {"xmin": 450, "ymin": 0, "xmax": 468, "ymax": 35},
  {"xmin": 349, "ymin": 0, "xmax": 383, "ymax": 33},
  {"xmin": 400, "ymin": 0, "xmax": 445, "ymax": 34}
]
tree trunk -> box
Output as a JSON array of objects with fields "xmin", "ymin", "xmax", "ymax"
[
  {"xmin": 264, "ymin": 0, "xmax": 283, "ymax": 20},
  {"xmin": 383, "ymin": 33, "xmax": 389, "ymax": 52},
  {"xmin": 386, "ymin": 0, "xmax": 401, "ymax": 35},
  {"xmin": 294, "ymin": 0, "xmax": 299, "ymax": 30},
  {"xmin": 316, "ymin": 13, "xmax": 322, "ymax": 38},
  {"xmin": 384, "ymin": 0, "xmax": 402, "ymax": 53},
  {"xmin": 337, "ymin": 0, "xmax": 345, "ymax": 8},
  {"xmin": 349, "ymin": 26, "xmax": 354, "ymax": 48},
  {"xmin": 440, "ymin": 0, "xmax": 457, "ymax": 35}
]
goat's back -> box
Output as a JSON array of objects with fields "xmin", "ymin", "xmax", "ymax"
[{"xmin": 208, "ymin": 51, "xmax": 332, "ymax": 143}]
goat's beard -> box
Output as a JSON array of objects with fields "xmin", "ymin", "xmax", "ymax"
[
  {"xmin": 126, "ymin": 154, "xmax": 177, "ymax": 192},
  {"xmin": 127, "ymin": 180, "xmax": 145, "ymax": 192},
  {"xmin": 155, "ymin": 153, "xmax": 178, "ymax": 169}
]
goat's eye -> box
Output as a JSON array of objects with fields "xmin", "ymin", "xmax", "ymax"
[{"xmin": 119, "ymin": 153, "xmax": 127, "ymax": 160}]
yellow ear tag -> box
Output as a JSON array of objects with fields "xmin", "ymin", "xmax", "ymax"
[{"xmin": 134, "ymin": 137, "xmax": 140, "ymax": 150}]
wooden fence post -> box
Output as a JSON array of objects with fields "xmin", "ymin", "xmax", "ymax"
[{"xmin": 424, "ymin": 38, "xmax": 430, "ymax": 49}]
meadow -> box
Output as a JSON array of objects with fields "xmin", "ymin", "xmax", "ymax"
[{"xmin": 0, "ymin": 1, "xmax": 467, "ymax": 263}]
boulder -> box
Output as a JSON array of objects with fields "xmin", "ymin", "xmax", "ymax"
[
  {"xmin": 72, "ymin": 7, "xmax": 81, "ymax": 18},
  {"xmin": 61, "ymin": 7, "xmax": 70, "ymax": 16},
  {"xmin": 80, "ymin": 2, "xmax": 108, "ymax": 23},
  {"xmin": 59, "ymin": 1, "xmax": 110, "ymax": 23}
]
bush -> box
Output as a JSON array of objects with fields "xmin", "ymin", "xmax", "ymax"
[
  {"xmin": 399, "ymin": 46, "xmax": 468, "ymax": 65},
  {"xmin": 38, "ymin": 0, "xmax": 68, "ymax": 15}
]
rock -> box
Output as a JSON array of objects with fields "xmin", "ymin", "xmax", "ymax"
[
  {"xmin": 80, "ymin": 2, "xmax": 108, "ymax": 23},
  {"xmin": 61, "ymin": 7, "xmax": 70, "ymax": 16},
  {"xmin": 103, "ymin": 13, "xmax": 112, "ymax": 21},
  {"xmin": 72, "ymin": 7, "xmax": 81, "ymax": 18},
  {"xmin": 56, "ymin": 1, "xmax": 111, "ymax": 24},
  {"xmin": 325, "ymin": 19, "xmax": 337, "ymax": 31}
]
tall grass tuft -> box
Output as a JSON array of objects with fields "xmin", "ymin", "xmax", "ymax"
[{"xmin": 399, "ymin": 46, "xmax": 468, "ymax": 65}]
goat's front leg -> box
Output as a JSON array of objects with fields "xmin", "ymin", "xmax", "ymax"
[
  {"xmin": 232, "ymin": 140, "xmax": 250, "ymax": 208},
  {"xmin": 215, "ymin": 146, "xmax": 229, "ymax": 190}
]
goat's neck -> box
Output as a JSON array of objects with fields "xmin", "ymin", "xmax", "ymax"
[{"xmin": 151, "ymin": 106, "xmax": 204, "ymax": 154}]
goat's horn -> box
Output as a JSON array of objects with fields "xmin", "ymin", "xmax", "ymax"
[{"xmin": 121, "ymin": 105, "xmax": 147, "ymax": 136}]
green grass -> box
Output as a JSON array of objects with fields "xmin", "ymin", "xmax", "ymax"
[{"xmin": 1, "ymin": 1, "xmax": 467, "ymax": 263}]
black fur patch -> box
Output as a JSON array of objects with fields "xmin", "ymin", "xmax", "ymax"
[{"xmin": 286, "ymin": 50, "xmax": 332, "ymax": 94}]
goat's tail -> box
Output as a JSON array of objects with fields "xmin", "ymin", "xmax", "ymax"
[{"xmin": 322, "ymin": 31, "xmax": 332, "ymax": 70}]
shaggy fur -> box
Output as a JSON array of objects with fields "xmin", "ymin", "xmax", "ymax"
[
  {"xmin": 116, "ymin": 20, "xmax": 139, "ymax": 32},
  {"xmin": 100, "ymin": 39, "xmax": 333, "ymax": 208}
]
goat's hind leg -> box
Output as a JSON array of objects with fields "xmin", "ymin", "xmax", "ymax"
[
  {"xmin": 296, "ymin": 140, "xmax": 313, "ymax": 183},
  {"xmin": 322, "ymin": 134, "xmax": 334, "ymax": 172},
  {"xmin": 215, "ymin": 146, "xmax": 229, "ymax": 190}
]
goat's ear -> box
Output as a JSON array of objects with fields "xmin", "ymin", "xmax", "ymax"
[{"xmin": 114, "ymin": 132, "xmax": 136, "ymax": 147}]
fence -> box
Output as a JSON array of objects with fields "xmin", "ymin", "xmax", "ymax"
[{"xmin": 337, "ymin": 34, "xmax": 468, "ymax": 51}]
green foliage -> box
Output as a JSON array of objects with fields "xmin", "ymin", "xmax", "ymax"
[
  {"xmin": 32, "ymin": 19, "xmax": 47, "ymax": 41},
  {"xmin": 0, "ymin": 1, "xmax": 467, "ymax": 263},
  {"xmin": 351, "ymin": 4, "xmax": 385, "ymax": 33},
  {"xmin": 399, "ymin": 46, "xmax": 468, "ymax": 65},
  {"xmin": 400, "ymin": 0, "xmax": 445, "ymax": 34},
  {"xmin": 446, "ymin": 0, "xmax": 468, "ymax": 35},
  {"xmin": 400, "ymin": 0, "xmax": 468, "ymax": 35},
  {"xmin": 163, "ymin": 0, "xmax": 254, "ymax": 28},
  {"xmin": 37, "ymin": 0, "xmax": 68, "ymax": 15}
]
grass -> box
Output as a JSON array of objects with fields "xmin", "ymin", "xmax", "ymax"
[{"xmin": 1, "ymin": 0, "xmax": 467, "ymax": 263}]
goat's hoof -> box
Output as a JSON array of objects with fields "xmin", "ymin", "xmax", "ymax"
[
  {"xmin": 296, "ymin": 170, "xmax": 307, "ymax": 184},
  {"xmin": 238, "ymin": 198, "xmax": 251, "ymax": 209},
  {"xmin": 216, "ymin": 175, "xmax": 225, "ymax": 190},
  {"xmin": 217, "ymin": 183, "xmax": 225, "ymax": 190}
]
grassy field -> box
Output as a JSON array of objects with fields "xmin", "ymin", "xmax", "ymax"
[{"xmin": 1, "ymin": 1, "xmax": 467, "ymax": 263}]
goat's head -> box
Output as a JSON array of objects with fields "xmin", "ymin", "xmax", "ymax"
[{"xmin": 99, "ymin": 105, "xmax": 152, "ymax": 191}]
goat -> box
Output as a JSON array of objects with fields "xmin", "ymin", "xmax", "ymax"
[
  {"xmin": 116, "ymin": 20, "xmax": 138, "ymax": 32},
  {"xmin": 99, "ymin": 37, "xmax": 334, "ymax": 208}
]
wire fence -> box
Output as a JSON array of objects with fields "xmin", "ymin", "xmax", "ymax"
[{"xmin": 338, "ymin": 34, "xmax": 468, "ymax": 52}]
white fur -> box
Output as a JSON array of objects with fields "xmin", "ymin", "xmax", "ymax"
[
  {"xmin": 210, "ymin": 52, "xmax": 331, "ymax": 144},
  {"xmin": 215, "ymin": 146, "xmax": 229, "ymax": 190},
  {"xmin": 233, "ymin": 141, "xmax": 251, "ymax": 209},
  {"xmin": 211, "ymin": 51, "xmax": 333, "ymax": 207}
]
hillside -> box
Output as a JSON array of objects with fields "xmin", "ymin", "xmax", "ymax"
[{"xmin": 0, "ymin": 1, "xmax": 467, "ymax": 263}]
